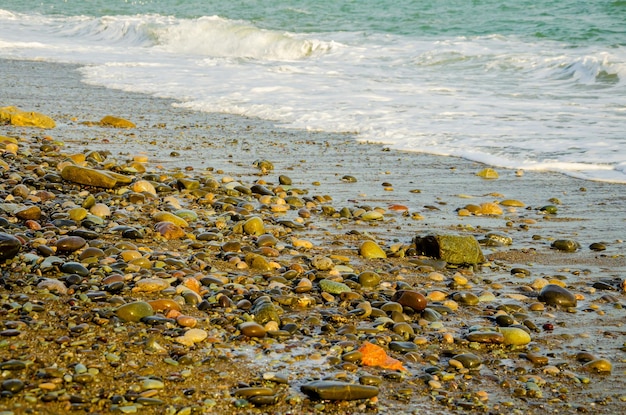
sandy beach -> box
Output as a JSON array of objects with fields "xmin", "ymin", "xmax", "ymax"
[{"xmin": 1, "ymin": 58, "xmax": 625, "ymax": 414}]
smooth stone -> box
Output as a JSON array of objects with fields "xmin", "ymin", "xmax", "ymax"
[
  {"xmin": 152, "ymin": 211, "xmax": 188, "ymax": 228},
  {"xmin": 115, "ymin": 301, "xmax": 155, "ymax": 322},
  {"xmin": 392, "ymin": 290, "xmax": 427, "ymax": 312},
  {"xmin": 256, "ymin": 234, "xmax": 278, "ymax": 247},
  {"xmin": 15, "ymin": 205, "xmax": 41, "ymax": 221},
  {"xmin": 154, "ymin": 222, "xmax": 186, "ymax": 240},
  {"xmin": 245, "ymin": 253, "xmax": 273, "ymax": 271},
  {"xmin": 55, "ymin": 236, "xmax": 87, "ymax": 252},
  {"xmin": 60, "ymin": 262, "xmax": 90, "ymax": 277},
  {"xmin": 359, "ymin": 240, "xmax": 387, "ymax": 259},
  {"xmin": 0, "ymin": 233, "xmax": 21, "ymax": 262},
  {"xmin": 0, "ymin": 105, "xmax": 55, "ymax": 128},
  {"xmin": 358, "ymin": 271, "xmax": 382, "ymax": 288},
  {"xmin": 233, "ymin": 387, "xmax": 275, "ymax": 398},
  {"xmin": 243, "ymin": 216, "xmax": 265, "ymax": 236},
  {"xmin": 452, "ymin": 353, "xmax": 482, "ymax": 369},
  {"xmin": 361, "ymin": 210, "xmax": 383, "ymax": 221},
  {"xmin": 499, "ymin": 327, "xmax": 532, "ymax": 345},
  {"xmin": 466, "ymin": 330, "xmax": 505, "ymax": 344},
  {"xmin": 251, "ymin": 297, "xmax": 281, "ymax": 325},
  {"xmin": 452, "ymin": 292, "xmax": 479, "ymax": 306},
  {"xmin": 551, "ymin": 239, "xmax": 580, "ymax": 252},
  {"xmin": 311, "ymin": 256, "xmax": 334, "ymax": 271},
  {"xmin": 239, "ymin": 321, "xmax": 266, "ymax": 338},
  {"xmin": 99, "ymin": 115, "xmax": 136, "ymax": 128},
  {"xmin": 90, "ymin": 203, "xmax": 111, "ymax": 218},
  {"xmin": 1, "ymin": 378, "xmax": 24, "ymax": 393},
  {"xmin": 538, "ymin": 284, "xmax": 577, "ymax": 308},
  {"xmin": 319, "ymin": 279, "xmax": 351, "ymax": 294},
  {"xmin": 174, "ymin": 328, "xmax": 208, "ymax": 346},
  {"xmin": 79, "ymin": 247, "xmax": 105, "ymax": 260},
  {"xmin": 589, "ymin": 242, "xmax": 606, "ymax": 251},
  {"xmin": 131, "ymin": 180, "xmax": 157, "ymax": 196},
  {"xmin": 174, "ymin": 209, "xmax": 198, "ymax": 222},
  {"xmin": 300, "ymin": 381, "xmax": 379, "ymax": 401},
  {"xmin": 60, "ymin": 165, "xmax": 117, "ymax": 188},
  {"xmin": 582, "ymin": 359, "xmax": 612, "ymax": 373},
  {"xmin": 389, "ymin": 341, "xmax": 419, "ymax": 353}
]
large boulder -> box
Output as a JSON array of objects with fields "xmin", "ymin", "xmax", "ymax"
[
  {"xmin": 414, "ymin": 234, "xmax": 485, "ymax": 265},
  {"xmin": 0, "ymin": 106, "xmax": 56, "ymax": 129}
]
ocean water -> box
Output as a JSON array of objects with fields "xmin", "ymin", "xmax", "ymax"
[{"xmin": 1, "ymin": 0, "xmax": 624, "ymax": 183}]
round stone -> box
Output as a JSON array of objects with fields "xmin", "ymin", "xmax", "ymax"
[
  {"xmin": 499, "ymin": 327, "xmax": 532, "ymax": 345},
  {"xmin": 359, "ymin": 240, "xmax": 386, "ymax": 259},
  {"xmin": 452, "ymin": 353, "xmax": 482, "ymax": 369},
  {"xmin": 239, "ymin": 321, "xmax": 266, "ymax": 338},
  {"xmin": 392, "ymin": 290, "xmax": 427, "ymax": 312},
  {"xmin": 0, "ymin": 233, "xmax": 21, "ymax": 262},
  {"xmin": 538, "ymin": 284, "xmax": 577, "ymax": 308},
  {"xmin": 243, "ymin": 216, "xmax": 265, "ymax": 236},
  {"xmin": 551, "ymin": 239, "xmax": 580, "ymax": 252},
  {"xmin": 358, "ymin": 271, "xmax": 382, "ymax": 288},
  {"xmin": 116, "ymin": 301, "xmax": 155, "ymax": 322}
]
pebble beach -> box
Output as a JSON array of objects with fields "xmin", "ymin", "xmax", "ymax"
[{"xmin": 1, "ymin": 58, "xmax": 625, "ymax": 414}]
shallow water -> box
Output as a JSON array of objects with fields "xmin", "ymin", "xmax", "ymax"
[{"xmin": 1, "ymin": 1, "xmax": 625, "ymax": 182}]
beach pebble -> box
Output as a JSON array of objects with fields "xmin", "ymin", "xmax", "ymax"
[
  {"xmin": 392, "ymin": 290, "xmax": 427, "ymax": 312},
  {"xmin": 155, "ymin": 221, "xmax": 186, "ymax": 240},
  {"xmin": 116, "ymin": 301, "xmax": 155, "ymax": 322},
  {"xmin": 175, "ymin": 328, "xmax": 208, "ymax": 346},
  {"xmin": 476, "ymin": 168, "xmax": 499, "ymax": 179},
  {"xmin": 499, "ymin": 327, "xmax": 532, "ymax": 346},
  {"xmin": 243, "ymin": 216, "xmax": 265, "ymax": 236},
  {"xmin": 153, "ymin": 211, "xmax": 188, "ymax": 228},
  {"xmin": 300, "ymin": 381, "xmax": 379, "ymax": 401},
  {"xmin": 239, "ymin": 321, "xmax": 267, "ymax": 338},
  {"xmin": 99, "ymin": 115, "xmax": 136, "ymax": 128},
  {"xmin": 319, "ymin": 279, "xmax": 351, "ymax": 294},
  {"xmin": 538, "ymin": 284, "xmax": 577, "ymax": 308},
  {"xmin": 55, "ymin": 236, "xmax": 86, "ymax": 252},
  {"xmin": 359, "ymin": 240, "xmax": 387, "ymax": 259},
  {"xmin": 60, "ymin": 165, "xmax": 117, "ymax": 188},
  {"xmin": 131, "ymin": 179, "xmax": 157, "ymax": 195},
  {"xmin": 358, "ymin": 271, "xmax": 382, "ymax": 288},
  {"xmin": 37, "ymin": 278, "xmax": 68, "ymax": 295},
  {"xmin": 0, "ymin": 233, "xmax": 21, "ymax": 262},
  {"xmin": 582, "ymin": 359, "xmax": 612, "ymax": 373},
  {"xmin": 551, "ymin": 239, "xmax": 580, "ymax": 252}
]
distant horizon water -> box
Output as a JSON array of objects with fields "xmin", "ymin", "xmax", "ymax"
[{"xmin": 1, "ymin": 0, "xmax": 624, "ymax": 183}]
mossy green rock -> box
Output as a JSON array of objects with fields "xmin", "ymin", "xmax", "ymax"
[
  {"xmin": 116, "ymin": 301, "xmax": 155, "ymax": 322},
  {"xmin": 414, "ymin": 234, "xmax": 485, "ymax": 265},
  {"xmin": 61, "ymin": 165, "xmax": 117, "ymax": 188},
  {"xmin": 319, "ymin": 279, "xmax": 352, "ymax": 294}
]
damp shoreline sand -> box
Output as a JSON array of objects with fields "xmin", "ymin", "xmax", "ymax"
[{"xmin": 0, "ymin": 58, "xmax": 625, "ymax": 414}]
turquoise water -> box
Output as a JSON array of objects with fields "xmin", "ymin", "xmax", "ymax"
[{"xmin": 1, "ymin": 0, "xmax": 625, "ymax": 182}]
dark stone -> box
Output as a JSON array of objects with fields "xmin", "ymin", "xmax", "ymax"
[
  {"xmin": 538, "ymin": 284, "xmax": 577, "ymax": 308},
  {"xmin": 0, "ymin": 233, "xmax": 21, "ymax": 262},
  {"xmin": 414, "ymin": 234, "xmax": 485, "ymax": 264},
  {"xmin": 300, "ymin": 381, "xmax": 379, "ymax": 401}
]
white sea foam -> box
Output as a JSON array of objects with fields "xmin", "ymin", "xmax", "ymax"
[{"xmin": 1, "ymin": 9, "xmax": 624, "ymax": 183}]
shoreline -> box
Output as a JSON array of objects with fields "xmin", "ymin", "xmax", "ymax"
[{"xmin": 1, "ymin": 57, "xmax": 625, "ymax": 414}]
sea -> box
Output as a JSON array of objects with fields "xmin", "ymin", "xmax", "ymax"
[{"xmin": 1, "ymin": 0, "xmax": 624, "ymax": 183}]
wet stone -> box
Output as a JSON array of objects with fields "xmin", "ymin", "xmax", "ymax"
[
  {"xmin": 319, "ymin": 279, "xmax": 351, "ymax": 294},
  {"xmin": 392, "ymin": 290, "xmax": 427, "ymax": 312},
  {"xmin": 300, "ymin": 381, "xmax": 379, "ymax": 401},
  {"xmin": 55, "ymin": 236, "xmax": 87, "ymax": 253},
  {"xmin": 1, "ymin": 379, "xmax": 24, "ymax": 393},
  {"xmin": 389, "ymin": 341, "xmax": 419, "ymax": 353},
  {"xmin": 115, "ymin": 301, "xmax": 155, "ymax": 322},
  {"xmin": 239, "ymin": 321, "xmax": 266, "ymax": 338},
  {"xmin": 0, "ymin": 232, "xmax": 21, "ymax": 262},
  {"xmin": 538, "ymin": 284, "xmax": 577, "ymax": 308},
  {"xmin": 466, "ymin": 330, "xmax": 505, "ymax": 344},
  {"xmin": 452, "ymin": 353, "xmax": 482, "ymax": 369},
  {"xmin": 551, "ymin": 239, "xmax": 580, "ymax": 252},
  {"xmin": 60, "ymin": 262, "xmax": 90, "ymax": 277},
  {"xmin": 358, "ymin": 271, "xmax": 382, "ymax": 288},
  {"xmin": 359, "ymin": 240, "xmax": 387, "ymax": 259}
]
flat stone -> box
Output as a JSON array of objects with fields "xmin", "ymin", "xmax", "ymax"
[{"xmin": 61, "ymin": 165, "xmax": 117, "ymax": 188}]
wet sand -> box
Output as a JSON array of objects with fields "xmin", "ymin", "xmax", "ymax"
[{"xmin": 1, "ymin": 58, "xmax": 625, "ymax": 414}]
